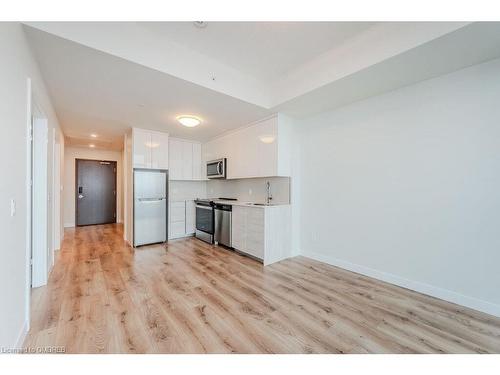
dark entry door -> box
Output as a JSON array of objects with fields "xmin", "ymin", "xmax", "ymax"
[{"xmin": 76, "ymin": 159, "xmax": 117, "ymax": 226}]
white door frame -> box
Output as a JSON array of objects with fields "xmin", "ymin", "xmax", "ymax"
[
  {"xmin": 25, "ymin": 78, "xmax": 32, "ymax": 329},
  {"xmin": 31, "ymin": 96, "xmax": 49, "ymax": 289},
  {"xmin": 53, "ymin": 134, "xmax": 61, "ymax": 259}
]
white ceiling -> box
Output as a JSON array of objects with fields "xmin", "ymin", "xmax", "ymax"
[
  {"xmin": 139, "ymin": 22, "xmax": 377, "ymax": 81},
  {"xmin": 23, "ymin": 22, "xmax": 500, "ymax": 150},
  {"xmin": 25, "ymin": 26, "xmax": 271, "ymax": 147},
  {"xmin": 276, "ymin": 22, "xmax": 500, "ymax": 117}
]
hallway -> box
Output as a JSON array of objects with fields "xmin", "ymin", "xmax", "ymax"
[{"xmin": 23, "ymin": 224, "xmax": 500, "ymax": 353}]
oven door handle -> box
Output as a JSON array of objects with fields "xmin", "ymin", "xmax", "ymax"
[
  {"xmin": 196, "ymin": 205, "xmax": 213, "ymax": 210},
  {"xmin": 217, "ymin": 161, "xmax": 222, "ymax": 175}
]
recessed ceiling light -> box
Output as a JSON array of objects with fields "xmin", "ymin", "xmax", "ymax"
[
  {"xmin": 89, "ymin": 144, "xmax": 95, "ymax": 148},
  {"xmin": 177, "ymin": 115, "xmax": 201, "ymax": 128},
  {"xmin": 90, "ymin": 133, "xmax": 98, "ymax": 138}
]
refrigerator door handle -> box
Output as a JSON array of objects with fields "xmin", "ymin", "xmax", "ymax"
[{"xmin": 138, "ymin": 197, "xmax": 165, "ymax": 202}]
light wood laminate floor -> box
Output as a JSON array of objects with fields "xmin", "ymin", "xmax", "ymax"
[{"xmin": 25, "ymin": 224, "xmax": 500, "ymax": 353}]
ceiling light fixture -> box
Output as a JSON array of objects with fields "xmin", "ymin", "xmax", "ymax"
[
  {"xmin": 177, "ymin": 115, "xmax": 201, "ymax": 128},
  {"xmin": 90, "ymin": 133, "xmax": 98, "ymax": 138},
  {"xmin": 259, "ymin": 135, "xmax": 276, "ymax": 144},
  {"xmin": 89, "ymin": 144, "xmax": 95, "ymax": 148},
  {"xmin": 193, "ymin": 21, "xmax": 207, "ymax": 29}
]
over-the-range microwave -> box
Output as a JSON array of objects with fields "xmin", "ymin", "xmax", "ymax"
[{"xmin": 206, "ymin": 158, "xmax": 226, "ymax": 179}]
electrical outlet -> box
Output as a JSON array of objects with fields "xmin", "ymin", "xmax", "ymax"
[
  {"xmin": 10, "ymin": 199, "xmax": 16, "ymax": 217},
  {"xmin": 248, "ymin": 188, "xmax": 252, "ymax": 195}
]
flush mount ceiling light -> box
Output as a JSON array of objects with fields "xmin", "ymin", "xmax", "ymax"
[
  {"xmin": 259, "ymin": 135, "xmax": 276, "ymax": 144},
  {"xmin": 89, "ymin": 144, "xmax": 95, "ymax": 148},
  {"xmin": 193, "ymin": 21, "xmax": 207, "ymax": 29},
  {"xmin": 90, "ymin": 133, "xmax": 98, "ymax": 138},
  {"xmin": 177, "ymin": 115, "xmax": 201, "ymax": 128}
]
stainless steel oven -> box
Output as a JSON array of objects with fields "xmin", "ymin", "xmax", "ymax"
[
  {"xmin": 194, "ymin": 199, "xmax": 214, "ymax": 244},
  {"xmin": 206, "ymin": 158, "xmax": 226, "ymax": 179}
]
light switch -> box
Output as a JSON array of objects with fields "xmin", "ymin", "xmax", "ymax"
[
  {"xmin": 10, "ymin": 199, "xmax": 16, "ymax": 217},
  {"xmin": 248, "ymin": 188, "xmax": 253, "ymax": 196}
]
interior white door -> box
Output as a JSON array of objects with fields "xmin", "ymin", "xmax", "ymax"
[{"xmin": 32, "ymin": 117, "xmax": 48, "ymax": 288}]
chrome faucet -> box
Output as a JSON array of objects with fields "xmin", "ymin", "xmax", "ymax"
[{"xmin": 266, "ymin": 181, "xmax": 273, "ymax": 205}]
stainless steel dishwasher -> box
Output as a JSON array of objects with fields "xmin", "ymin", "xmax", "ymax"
[{"xmin": 214, "ymin": 203, "xmax": 232, "ymax": 248}]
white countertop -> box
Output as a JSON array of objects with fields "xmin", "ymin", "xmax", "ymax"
[{"xmin": 211, "ymin": 199, "xmax": 290, "ymax": 208}]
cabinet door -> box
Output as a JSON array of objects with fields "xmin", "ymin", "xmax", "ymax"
[
  {"xmin": 169, "ymin": 201, "xmax": 186, "ymax": 239},
  {"xmin": 192, "ymin": 143, "xmax": 202, "ymax": 180},
  {"xmin": 231, "ymin": 206, "xmax": 246, "ymax": 251},
  {"xmin": 151, "ymin": 131, "xmax": 169, "ymax": 170},
  {"xmin": 168, "ymin": 138, "xmax": 183, "ymax": 180},
  {"xmin": 133, "ymin": 129, "xmax": 151, "ymax": 168},
  {"xmin": 255, "ymin": 117, "xmax": 278, "ymax": 177},
  {"xmin": 185, "ymin": 200, "xmax": 196, "ymax": 235},
  {"xmin": 245, "ymin": 208, "xmax": 265, "ymax": 259},
  {"xmin": 181, "ymin": 141, "xmax": 193, "ymax": 180}
]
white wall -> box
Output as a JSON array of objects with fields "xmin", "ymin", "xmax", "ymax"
[
  {"xmin": 298, "ymin": 57, "xmax": 500, "ymax": 317},
  {"xmin": 63, "ymin": 146, "xmax": 124, "ymax": 227},
  {"xmin": 0, "ymin": 23, "xmax": 63, "ymax": 348}
]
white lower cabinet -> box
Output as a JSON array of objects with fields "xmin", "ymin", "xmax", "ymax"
[
  {"xmin": 169, "ymin": 200, "xmax": 196, "ymax": 239},
  {"xmin": 231, "ymin": 205, "xmax": 291, "ymax": 265},
  {"xmin": 185, "ymin": 200, "xmax": 196, "ymax": 235}
]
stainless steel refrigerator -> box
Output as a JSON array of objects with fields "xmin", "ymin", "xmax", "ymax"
[{"xmin": 133, "ymin": 169, "xmax": 168, "ymax": 247}]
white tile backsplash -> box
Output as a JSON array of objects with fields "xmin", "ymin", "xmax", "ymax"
[
  {"xmin": 169, "ymin": 177, "xmax": 291, "ymax": 204},
  {"xmin": 169, "ymin": 181, "xmax": 207, "ymax": 201},
  {"xmin": 207, "ymin": 177, "xmax": 290, "ymax": 204}
]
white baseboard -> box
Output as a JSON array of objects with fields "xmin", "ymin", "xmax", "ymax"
[
  {"xmin": 302, "ymin": 250, "xmax": 500, "ymax": 318},
  {"xmin": 64, "ymin": 222, "xmax": 74, "ymax": 228},
  {"xmin": 14, "ymin": 320, "xmax": 29, "ymax": 349}
]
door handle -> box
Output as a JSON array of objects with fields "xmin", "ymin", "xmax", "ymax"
[{"xmin": 78, "ymin": 194, "xmax": 84, "ymax": 199}]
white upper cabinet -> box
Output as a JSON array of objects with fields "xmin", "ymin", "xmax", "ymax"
[
  {"xmin": 150, "ymin": 131, "xmax": 169, "ymax": 170},
  {"xmin": 132, "ymin": 128, "xmax": 152, "ymax": 168},
  {"xmin": 202, "ymin": 114, "xmax": 292, "ymax": 179},
  {"xmin": 182, "ymin": 141, "xmax": 193, "ymax": 180},
  {"xmin": 133, "ymin": 128, "xmax": 169, "ymax": 170},
  {"xmin": 168, "ymin": 138, "xmax": 203, "ymax": 180},
  {"xmin": 192, "ymin": 143, "xmax": 202, "ymax": 180},
  {"xmin": 168, "ymin": 138, "xmax": 183, "ymax": 180}
]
